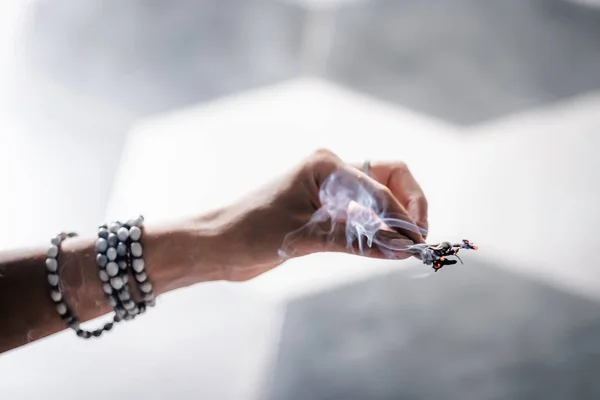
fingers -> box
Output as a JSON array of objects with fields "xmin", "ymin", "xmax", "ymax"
[
  {"xmin": 349, "ymin": 161, "xmax": 429, "ymax": 235},
  {"xmin": 307, "ymin": 151, "xmax": 426, "ymax": 245},
  {"xmin": 370, "ymin": 162, "xmax": 429, "ymax": 238},
  {"xmin": 373, "ymin": 229, "xmax": 416, "ymax": 260},
  {"xmin": 341, "ymin": 165, "xmax": 425, "ymax": 244}
]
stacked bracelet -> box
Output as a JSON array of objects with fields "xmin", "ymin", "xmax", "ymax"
[
  {"xmin": 126, "ymin": 218, "xmax": 156, "ymax": 309},
  {"xmin": 96, "ymin": 223, "xmax": 132, "ymax": 322},
  {"xmin": 46, "ymin": 232, "xmax": 116, "ymax": 339},
  {"xmin": 114, "ymin": 220, "xmax": 142, "ymax": 318},
  {"xmin": 47, "ymin": 215, "xmax": 156, "ymax": 339}
]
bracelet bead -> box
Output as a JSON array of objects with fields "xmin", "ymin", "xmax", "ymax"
[
  {"xmin": 95, "ymin": 238, "xmax": 108, "ymax": 253},
  {"xmin": 117, "ymin": 242, "xmax": 128, "ymax": 257},
  {"xmin": 117, "ymin": 227, "xmax": 129, "ymax": 242},
  {"xmin": 50, "ymin": 290, "xmax": 62, "ymax": 302},
  {"xmin": 77, "ymin": 330, "xmax": 92, "ymax": 339},
  {"xmin": 45, "ymin": 258, "xmax": 58, "ymax": 272},
  {"xmin": 123, "ymin": 300, "xmax": 136, "ymax": 311},
  {"xmin": 98, "ymin": 228, "xmax": 109, "ymax": 239},
  {"xmin": 140, "ymin": 281, "xmax": 152, "ymax": 293},
  {"xmin": 118, "ymin": 291, "xmax": 130, "ymax": 301},
  {"xmin": 107, "ymin": 233, "xmax": 118, "ymax": 248},
  {"xmin": 126, "ymin": 216, "xmax": 144, "ymax": 228},
  {"xmin": 98, "ymin": 269, "xmax": 110, "ymax": 282},
  {"xmin": 132, "ymin": 258, "xmax": 144, "ymax": 273},
  {"xmin": 110, "ymin": 277, "xmax": 124, "ymax": 290},
  {"xmin": 106, "ymin": 262, "xmax": 119, "ymax": 277},
  {"xmin": 106, "ymin": 247, "xmax": 117, "ymax": 261},
  {"xmin": 135, "ymin": 272, "xmax": 147, "ymax": 283},
  {"xmin": 143, "ymin": 293, "xmax": 155, "ymax": 303},
  {"xmin": 47, "ymin": 274, "xmax": 59, "ymax": 287},
  {"xmin": 129, "ymin": 226, "xmax": 142, "ymax": 241},
  {"xmin": 108, "ymin": 222, "xmax": 120, "ymax": 234},
  {"xmin": 130, "ymin": 242, "xmax": 143, "ymax": 258},
  {"xmin": 68, "ymin": 320, "xmax": 80, "ymax": 330},
  {"xmin": 47, "ymin": 245, "xmax": 59, "ymax": 258},
  {"xmin": 96, "ymin": 253, "xmax": 108, "ymax": 267},
  {"xmin": 55, "ymin": 303, "xmax": 67, "ymax": 315},
  {"xmin": 102, "ymin": 283, "xmax": 113, "ymax": 295},
  {"xmin": 107, "ymin": 296, "xmax": 118, "ymax": 307}
]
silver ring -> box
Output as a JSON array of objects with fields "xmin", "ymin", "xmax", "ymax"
[{"xmin": 362, "ymin": 160, "xmax": 371, "ymax": 177}]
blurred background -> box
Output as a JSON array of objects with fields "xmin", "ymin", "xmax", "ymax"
[{"xmin": 1, "ymin": 0, "xmax": 600, "ymax": 399}]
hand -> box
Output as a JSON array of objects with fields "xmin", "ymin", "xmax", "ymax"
[{"xmin": 219, "ymin": 149, "xmax": 429, "ymax": 281}]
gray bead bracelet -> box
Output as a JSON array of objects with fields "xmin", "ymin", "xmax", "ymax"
[
  {"xmin": 123, "ymin": 216, "xmax": 156, "ymax": 309},
  {"xmin": 46, "ymin": 232, "xmax": 115, "ymax": 339},
  {"xmin": 97, "ymin": 216, "xmax": 153, "ymax": 320},
  {"xmin": 115, "ymin": 225, "xmax": 142, "ymax": 320},
  {"xmin": 98, "ymin": 221, "xmax": 138, "ymax": 321}
]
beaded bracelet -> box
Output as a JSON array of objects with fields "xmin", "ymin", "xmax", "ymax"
[
  {"xmin": 96, "ymin": 223, "xmax": 132, "ymax": 322},
  {"xmin": 95, "ymin": 216, "xmax": 154, "ymax": 318},
  {"xmin": 113, "ymin": 221, "xmax": 142, "ymax": 319},
  {"xmin": 124, "ymin": 217, "xmax": 156, "ymax": 309},
  {"xmin": 47, "ymin": 215, "xmax": 157, "ymax": 339},
  {"xmin": 46, "ymin": 232, "xmax": 116, "ymax": 339}
]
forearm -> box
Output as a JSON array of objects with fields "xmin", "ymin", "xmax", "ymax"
[{"xmin": 0, "ymin": 212, "xmax": 228, "ymax": 354}]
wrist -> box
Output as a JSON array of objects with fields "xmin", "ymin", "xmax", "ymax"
[{"xmin": 143, "ymin": 211, "xmax": 230, "ymax": 294}]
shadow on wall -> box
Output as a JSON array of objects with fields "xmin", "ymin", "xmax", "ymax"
[
  {"xmin": 323, "ymin": 0, "xmax": 600, "ymax": 124},
  {"xmin": 266, "ymin": 262, "xmax": 600, "ymax": 400},
  {"xmin": 18, "ymin": 0, "xmax": 307, "ymax": 117},
  {"xmin": 13, "ymin": 0, "xmax": 600, "ymax": 126}
]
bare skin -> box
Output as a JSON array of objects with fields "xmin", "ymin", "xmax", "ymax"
[{"xmin": 0, "ymin": 149, "xmax": 428, "ymax": 354}]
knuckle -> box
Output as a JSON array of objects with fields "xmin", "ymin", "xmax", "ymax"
[
  {"xmin": 394, "ymin": 161, "xmax": 409, "ymax": 172},
  {"xmin": 302, "ymin": 148, "xmax": 341, "ymax": 185},
  {"xmin": 312, "ymin": 148, "xmax": 337, "ymax": 160},
  {"xmin": 310, "ymin": 148, "xmax": 340, "ymax": 169}
]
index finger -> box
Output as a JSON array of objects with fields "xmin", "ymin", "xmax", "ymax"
[
  {"xmin": 369, "ymin": 163, "xmax": 429, "ymax": 238},
  {"xmin": 340, "ymin": 165, "xmax": 425, "ymax": 244}
]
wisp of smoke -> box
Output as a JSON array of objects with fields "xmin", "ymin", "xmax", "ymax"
[{"xmin": 279, "ymin": 169, "xmax": 429, "ymax": 260}]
